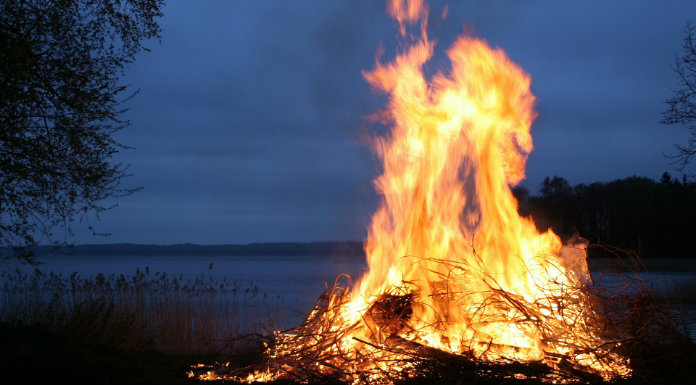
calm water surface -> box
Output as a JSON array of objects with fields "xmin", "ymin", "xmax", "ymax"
[{"xmin": 2, "ymin": 254, "xmax": 694, "ymax": 338}]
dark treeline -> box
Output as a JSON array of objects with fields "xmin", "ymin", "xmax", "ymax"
[{"xmin": 514, "ymin": 173, "xmax": 696, "ymax": 259}]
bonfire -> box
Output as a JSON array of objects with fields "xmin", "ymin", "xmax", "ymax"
[{"xmin": 192, "ymin": 0, "xmax": 646, "ymax": 383}]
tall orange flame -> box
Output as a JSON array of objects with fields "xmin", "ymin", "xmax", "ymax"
[
  {"xmin": 199, "ymin": 1, "xmax": 631, "ymax": 383},
  {"xmin": 356, "ymin": 4, "xmax": 564, "ymax": 357},
  {"xmin": 339, "ymin": 2, "xmax": 630, "ymax": 375}
]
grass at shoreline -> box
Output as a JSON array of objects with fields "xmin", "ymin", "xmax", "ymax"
[
  {"xmin": 0, "ymin": 268, "xmax": 282, "ymax": 355},
  {"xmin": 0, "ymin": 268, "xmax": 277, "ymax": 384}
]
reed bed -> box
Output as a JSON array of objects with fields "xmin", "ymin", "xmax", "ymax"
[{"xmin": 0, "ymin": 267, "xmax": 283, "ymax": 355}]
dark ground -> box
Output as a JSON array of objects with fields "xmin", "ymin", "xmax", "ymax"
[
  {"xmin": 0, "ymin": 322, "xmax": 207, "ymax": 385},
  {"xmin": 2, "ymin": 321, "xmax": 696, "ymax": 385}
]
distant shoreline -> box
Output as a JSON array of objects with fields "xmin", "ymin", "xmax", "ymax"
[{"xmin": 29, "ymin": 241, "xmax": 366, "ymax": 258}]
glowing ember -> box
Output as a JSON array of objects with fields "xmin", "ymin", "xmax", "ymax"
[{"xmin": 196, "ymin": 0, "xmax": 632, "ymax": 382}]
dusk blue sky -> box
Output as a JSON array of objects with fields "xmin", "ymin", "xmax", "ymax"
[{"xmin": 73, "ymin": 0, "xmax": 696, "ymax": 245}]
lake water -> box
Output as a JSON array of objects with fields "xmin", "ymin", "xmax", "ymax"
[
  {"xmin": 591, "ymin": 270, "xmax": 696, "ymax": 341},
  {"xmin": 2, "ymin": 254, "xmax": 694, "ymax": 340}
]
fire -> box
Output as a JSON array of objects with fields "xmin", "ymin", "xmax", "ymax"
[
  {"xmin": 357, "ymin": 0, "xmax": 575, "ymax": 361},
  {"xmin": 196, "ymin": 0, "xmax": 632, "ymax": 382}
]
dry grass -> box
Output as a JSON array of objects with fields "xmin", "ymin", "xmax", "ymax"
[{"xmin": 0, "ymin": 267, "xmax": 283, "ymax": 355}]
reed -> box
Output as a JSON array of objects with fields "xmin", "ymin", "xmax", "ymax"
[{"xmin": 0, "ymin": 267, "xmax": 283, "ymax": 355}]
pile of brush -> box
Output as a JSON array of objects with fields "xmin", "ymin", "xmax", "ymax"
[{"xmin": 191, "ymin": 251, "xmax": 695, "ymax": 384}]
